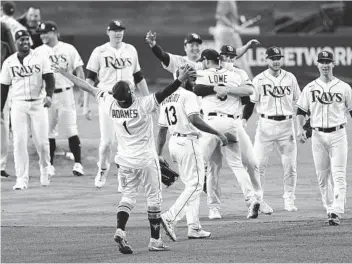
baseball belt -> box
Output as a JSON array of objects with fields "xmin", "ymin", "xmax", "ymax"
[
  {"xmin": 172, "ymin": 133, "xmax": 199, "ymax": 139},
  {"xmin": 208, "ymin": 112, "xmax": 239, "ymax": 119},
  {"xmin": 313, "ymin": 125, "xmax": 344, "ymax": 133},
  {"xmin": 261, "ymin": 114, "xmax": 292, "ymax": 121},
  {"xmin": 54, "ymin": 87, "xmax": 71, "ymax": 93}
]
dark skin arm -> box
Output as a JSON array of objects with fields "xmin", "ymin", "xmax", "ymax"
[{"xmin": 1, "ymin": 84, "xmax": 10, "ymax": 112}]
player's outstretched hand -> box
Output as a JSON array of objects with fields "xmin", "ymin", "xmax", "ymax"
[
  {"xmin": 297, "ymin": 128, "xmax": 307, "ymax": 144},
  {"xmin": 43, "ymin": 96, "xmax": 52, "ymax": 108},
  {"xmin": 145, "ymin": 31, "xmax": 157, "ymax": 47},
  {"xmin": 218, "ymin": 133, "xmax": 229, "ymax": 146},
  {"xmin": 247, "ymin": 39, "xmax": 260, "ymax": 48},
  {"xmin": 177, "ymin": 64, "xmax": 197, "ymax": 83}
]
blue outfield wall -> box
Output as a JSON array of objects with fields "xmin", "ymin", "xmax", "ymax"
[{"xmin": 61, "ymin": 34, "xmax": 352, "ymax": 88}]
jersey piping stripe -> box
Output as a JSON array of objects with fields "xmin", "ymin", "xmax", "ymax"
[
  {"xmin": 314, "ymin": 81, "xmax": 324, "ymax": 127},
  {"xmin": 27, "ymin": 54, "xmax": 34, "ymax": 100},
  {"xmin": 327, "ymin": 80, "xmax": 341, "ymax": 128},
  {"xmin": 278, "ymin": 71, "xmax": 287, "ymax": 116},
  {"xmin": 171, "ymin": 140, "xmax": 201, "ymax": 222},
  {"xmin": 263, "ymin": 72, "xmax": 277, "ymax": 116}
]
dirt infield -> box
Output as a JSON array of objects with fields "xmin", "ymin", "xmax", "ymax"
[{"xmin": 1, "ymin": 90, "xmax": 352, "ymax": 263}]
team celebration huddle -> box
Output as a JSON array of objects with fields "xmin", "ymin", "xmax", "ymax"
[{"xmin": 1, "ymin": 16, "xmax": 351, "ymax": 255}]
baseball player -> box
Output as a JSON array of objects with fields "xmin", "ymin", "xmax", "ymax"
[
  {"xmin": 0, "ymin": 30, "xmax": 54, "ymax": 190},
  {"xmin": 55, "ymin": 63, "xmax": 197, "ymax": 253},
  {"xmin": 209, "ymin": 0, "xmax": 255, "ymax": 78},
  {"xmin": 0, "ymin": 1, "xmax": 33, "ymax": 47},
  {"xmin": 1, "ymin": 21, "xmax": 16, "ymax": 179},
  {"xmin": 242, "ymin": 46, "xmax": 301, "ymax": 212},
  {"xmin": 198, "ymin": 45, "xmax": 273, "ymax": 219},
  {"xmin": 84, "ymin": 20, "xmax": 150, "ymax": 188},
  {"xmin": 145, "ymin": 30, "xmax": 259, "ymax": 78},
  {"xmin": 156, "ymin": 69, "xmax": 229, "ymax": 241},
  {"xmin": 296, "ymin": 50, "xmax": 352, "ymax": 226},
  {"xmin": 194, "ymin": 49, "xmax": 260, "ymax": 219},
  {"xmin": 36, "ymin": 21, "xmax": 85, "ymax": 177}
]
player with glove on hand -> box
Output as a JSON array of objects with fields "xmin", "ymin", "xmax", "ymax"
[
  {"xmin": 156, "ymin": 66, "xmax": 232, "ymax": 241},
  {"xmin": 54, "ymin": 63, "xmax": 196, "ymax": 253}
]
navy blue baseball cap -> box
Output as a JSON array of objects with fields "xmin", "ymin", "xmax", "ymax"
[
  {"xmin": 112, "ymin": 81, "xmax": 131, "ymax": 101},
  {"xmin": 38, "ymin": 21, "xmax": 58, "ymax": 33},
  {"xmin": 317, "ymin": 50, "xmax": 333, "ymax": 62},
  {"xmin": 266, "ymin": 46, "xmax": 284, "ymax": 59},
  {"xmin": 220, "ymin": 45, "xmax": 237, "ymax": 56},
  {"xmin": 198, "ymin": 49, "xmax": 220, "ymax": 62},
  {"xmin": 184, "ymin": 33, "xmax": 202, "ymax": 45},
  {"xmin": 108, "ymin": 20, "xmax": 126, "ymax": 31},
  {"xmin": 15, "ymin": 30, "xmax": 30, "ymax": 40}
]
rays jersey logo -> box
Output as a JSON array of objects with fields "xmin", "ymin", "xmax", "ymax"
[
  {"xmin": 311, "ymin": 90, "xmax": 343, "ymax": 104},
  {"xmin": 262, "ymin": 84, "xmax": 291, "ymax": 98},
  {"xmin": 104, "ymin": 56, "xmax": 133, "ymax": 69},
  {"xmin": 10, "ymin": 65, "xmax": 41, "ymax": 77}
]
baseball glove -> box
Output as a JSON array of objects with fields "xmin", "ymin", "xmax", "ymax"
[
  {"xmin": 160, "ymin": 159, "xmax": 179, "ymax": 187},
  {"xmin": 303, "ymin": 118, "xmax": 312, "ymax": 139}
]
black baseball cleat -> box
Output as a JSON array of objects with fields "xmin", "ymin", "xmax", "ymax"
[
  {"xmin": 328, "ymin": 213, "xmax": 340, "ymax": 226},
  {"xmin": 1, "ymin": 170, "xmax": 11, "ymax": 178}
]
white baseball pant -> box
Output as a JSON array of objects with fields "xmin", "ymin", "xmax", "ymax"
[
  {"xmin": 98, "ymin": 104, "xmax": 116, "ymax": 169},
  {"xmin": 200, "ymin": 114, "xmax": 256, "ymax": 210},
  {"xmin": 48, "ymin": 88, "xmax": 78, "ymax": 138},
  {"xmin": 163, "ymin": 134, "xmax": 205, "ymax": 230},
  {"xmin": 254, "ymin": 117, "xmax": 297, "ymax": 200},
  {"xmin": 11, "ymin": 100, "xmax": 50, "ymax": 186},
  {"xmin": 118, "ymin": 156, "xmax": 163, "ymax": 211},
  {"xmin": 1, "ymin": 102, "xmax": 10, "ymax": 171},
  {"xmin": 311, "ymin": 128, "xmax": 347, "ymax": 215}
]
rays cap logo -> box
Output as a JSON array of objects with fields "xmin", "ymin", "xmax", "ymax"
[
  {"xmin": 37, "ymin": 21, "xmax": 58, "ymax": 33},
  {"xmin": 184, "ymin": 33, "xmax": 202, "ymax": 45},
  {"xmin": 266, "ymin": 46, "xmax": 284, "ymax": 59},
  {"xmin": 15, "ymin": 30, "xmax": 30, "ymax": 40},
  {"xmin": 220, "ymin": 45, "xmax": 237, "ymax": 56},
  {"xmin": 317, "ymin": 50, "xmax": 333, "ymax": 63},
  {"xmin": 107, "ymin": 20, "xmax": 126, "ymax": 31}
]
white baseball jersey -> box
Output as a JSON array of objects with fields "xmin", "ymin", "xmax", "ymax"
[
  {"xmin": 0, "ymin": 50, "xmax": 52, "ymax": 101},
  {"xmin": 162, "ymin": 53, "xmax": 203, "ymax": 79},
  {"xmin": 1, "ymin": 15, "xmax": 33, "ymax": 46},
  {"xmin": 87, "ymin": 42, "xmax": 140, "ymax": 91},
  {"xmin": 251, "ymin": 69, "xmax": 301, "ymax": 116},
  {"xmin": 196, "ymin": 67, "xmax": 250, "ymax": 115},
  {"xmin": 297, "ymin": 78, "xmax": 352, "ymax": 128},
  {"xmin": 158, "ymin": 87, "xmax": 200, "ymax": 135},
  {"xmin": 96, "ymin": 90, "xmax": 159, "ymax": 168},
  {"xmin": 34, "ymin": 41, "xmax": 84, "ymax": 88}
]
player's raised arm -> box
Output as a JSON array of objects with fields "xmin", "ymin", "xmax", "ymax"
[
  {"xmin": 145, "ymin": 31, "xmax": 171, "ymax": 67},
  {"xmin": 235, "ymin": 39, "xmax": 260, "ymax": 59},
  {"xmin": 56, "ymin": 66, "xmax": 99, "ymax": 98},
  {"xmin": 154, "ymin": 65, "xmax": 196, "ymax": 104}
]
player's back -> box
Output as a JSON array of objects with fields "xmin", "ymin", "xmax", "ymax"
[
  {"xmin": 158, "ymin": 87, "xmax": 199, "ymax": 136},
  {"xmin": 196, "ymin": 67, "xmax": 242, "ymax": 115},
  {"xmin": 96, "ymin": 91, "xmax": 159, "ymax": 168}
]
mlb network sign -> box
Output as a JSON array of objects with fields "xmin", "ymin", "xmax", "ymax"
[{"xmin": 202, "ymin": 36, "xmax": 352, "ymax": 68}]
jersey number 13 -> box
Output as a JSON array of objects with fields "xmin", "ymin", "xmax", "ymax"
[{"xmin": 165, "ymin": 106, "xmax": 178, "ymax": 125}]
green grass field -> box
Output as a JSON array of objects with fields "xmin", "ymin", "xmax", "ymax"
[{"xmin": 1, "ymin": 88, "xmax": 352, "ymax": 262}]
